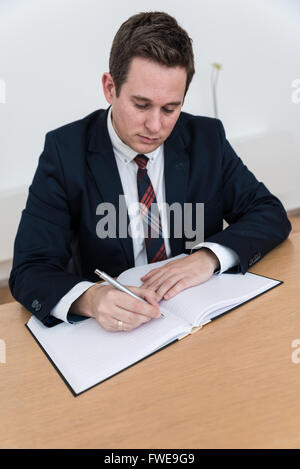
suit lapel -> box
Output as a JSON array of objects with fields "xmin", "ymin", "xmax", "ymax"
[
  {"xmin": 164, "ymin": 127, "xmax": 190, "ymax": 256},
  {"xmin": 86, "ymin": 108, "xmax": 134, "ymax": 268}
]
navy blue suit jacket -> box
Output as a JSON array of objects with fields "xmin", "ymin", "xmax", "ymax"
[{"xmin": 9, "ymin": 108, "xmax": 291, "ymax": 326}]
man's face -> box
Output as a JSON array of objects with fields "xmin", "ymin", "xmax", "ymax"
[{"xmin": 102, "ymin": 57, "xmax": 187, "ymax": 153}]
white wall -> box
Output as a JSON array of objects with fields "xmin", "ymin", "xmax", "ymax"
[{"xmin": 0, "ymin": 0, "xmax": 300, "ymax": 266}]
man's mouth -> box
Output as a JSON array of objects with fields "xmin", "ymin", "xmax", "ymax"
[{"xmin": 138, "ymin": 135, "xmax": 160, "ymax": 143}]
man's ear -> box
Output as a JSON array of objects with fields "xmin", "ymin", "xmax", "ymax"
[{"xmin": 102, "ymin": 73, "xmax": 115, "ymax": 104}]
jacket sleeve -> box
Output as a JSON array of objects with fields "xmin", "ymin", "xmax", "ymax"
[
  {"xmin": 9, "ymin": 132, "xmax": 88, "ymax": 327},
  {"xmin": 205, "ymin": 120, "xmax": 291, "ymax": 273}
]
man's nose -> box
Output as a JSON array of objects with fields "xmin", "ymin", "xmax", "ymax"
[{"xmin": 144, "ymin": 110, "xmax": 161, "ymax": 135}]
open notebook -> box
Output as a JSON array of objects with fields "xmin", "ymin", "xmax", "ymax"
[{"xmin": 26, "ymin": 254, "xmax": 282, "ymax": 396}]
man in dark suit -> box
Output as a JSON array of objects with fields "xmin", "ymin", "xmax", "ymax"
[{"xmin": 9, "ymin": 12, "xmax": 291, "ymax": 331}]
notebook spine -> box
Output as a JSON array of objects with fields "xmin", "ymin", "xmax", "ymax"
[{"xmin": 178, "ymin": 320, "xmax": 211, "ymax": 341}]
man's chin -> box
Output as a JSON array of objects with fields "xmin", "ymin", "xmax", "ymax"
[{"xmin": 132, "ymin": 139, "xmax": 162, "ymax": 154}]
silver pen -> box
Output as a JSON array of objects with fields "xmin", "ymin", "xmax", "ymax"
[{"xmin": 94, "ymin": 269, "xmax": 165, "ymax": 318}]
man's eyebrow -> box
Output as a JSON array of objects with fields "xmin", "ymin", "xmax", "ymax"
[{"xmin": 131, "ymin": 95, "xmax": 182, "ymax": 106}]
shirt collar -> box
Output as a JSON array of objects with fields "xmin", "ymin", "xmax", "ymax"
[{"xmin": 107, "ymin": 106, "xmax": 163, "ymax": 165}]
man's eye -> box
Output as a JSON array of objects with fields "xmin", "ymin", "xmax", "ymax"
[
  {"xmin": 163, "ymin": 108, "xmax": 175, "ymax": 114},
  {"xmin": 135, "ymin": 104, "xmax": 148, "ymax": 110}
]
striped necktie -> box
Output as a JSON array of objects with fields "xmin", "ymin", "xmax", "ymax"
[{"xmin": 134, "ymin": 154, "xmax": 167, "ymax": 263}]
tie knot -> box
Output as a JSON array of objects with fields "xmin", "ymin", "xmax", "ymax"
[{"xmin": 135, "ymin": 154, "xmax": 149, "ymax": 171}]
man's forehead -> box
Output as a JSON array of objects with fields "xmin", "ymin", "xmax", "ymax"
[
  {"xmin": 124, "ymin": 57, "xmax": 186, "ymax": 91},
  {"xmin": 131, "ymin": 94, "xmax": 182, "ymax": 106}
]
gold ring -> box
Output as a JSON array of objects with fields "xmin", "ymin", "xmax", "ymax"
[{"xmin": 117, "ymin": 320, "xmax": 123, "ymax": 331}]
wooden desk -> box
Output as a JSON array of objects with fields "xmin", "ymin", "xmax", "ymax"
[{"xmin": 1, "ymin": 233, "xmax": 300, "ymax": 449}]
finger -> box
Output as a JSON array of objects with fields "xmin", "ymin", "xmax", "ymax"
[
  {"xmin": 112, "ymin": 315, "xmax": 150, "ymax": 332},
  {"xmin": 154, "ymin": 274, "xmax": 184, "ymax": 301},
  {"xmin": 163, "ymin": 278, "xmax": 192, "ymax": 300},
  {"xmin": 113, "ymin": 318, "xmax": 131, "ymax": 332},
  {"xmin": 142, "ymin": 270, "xmax": 176, "ymax": 292},
  {"xmin": 140, "ymin": 266, "xmax": 164, "ymax": 281},
  {"xmin": 141, "ymin": 262, "xmax": 183, "ymax": 289},
  {"xmin": 129, "ymin": 286, "xmax": 160, "ymax": 308},
  {"xmin": 98, "ymin": 313, "xmax": 132, "ymax": 332},
  {"xmin": 110, "ymin": 306, "xmax": 152, "ymax": 331},
  {"xmin": 133, "ymin": 288, "xmax": 165, "ymax": 318},
  {"xmin": 110, "ymin": 302, "xmax": 145, "ymax": 323},
  {"xmin": 114, "ymin": 290, "xmax": 161, "ymax": 319},
  {"xmin": 141, "ymin": 270, "xmax": 170, "ymax": 289}
]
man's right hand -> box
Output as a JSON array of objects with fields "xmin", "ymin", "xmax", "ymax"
[{"xmin": 69, "ymin": 284, "xmax": 161, "ymax": 332}]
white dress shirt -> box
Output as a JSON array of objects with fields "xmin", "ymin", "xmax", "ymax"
[{"xmin": 51, "ymin": 108, "xmax": 239, "ymax": 322}]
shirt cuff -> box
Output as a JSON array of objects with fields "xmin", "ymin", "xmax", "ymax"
[
  {"xmin": 50, "ymin": 281, "xmax": 95, "ymax": 323},
  {"xmin": 191, "ymin": 242, "xmax": 240, "ymax": 274}
]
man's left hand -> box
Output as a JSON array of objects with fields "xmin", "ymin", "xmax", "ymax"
[{"xmin": 141, "ymin": 248, "xmax": 220, "ymax": 302}]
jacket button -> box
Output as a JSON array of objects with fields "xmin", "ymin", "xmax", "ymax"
[{"xmin": 32, "ymin": 299, "xmax": 42, "ymax": 312}]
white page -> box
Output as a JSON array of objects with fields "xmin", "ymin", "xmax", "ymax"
[
  {"xmin": 158, "ymin": 273, "xmax": 280, "ymax": 326},
  {"xmin": 27, "ymin": 309, "xmax": 190, "ymax": 395},
  {"xmin": 118, "ymin": 260, "xmax": 279, "ymax": 326}
]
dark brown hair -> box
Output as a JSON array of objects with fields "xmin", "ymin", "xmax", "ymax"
[{"xmin": 109, "ymin": 11, "xmax": 195, "ymax": 97}]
